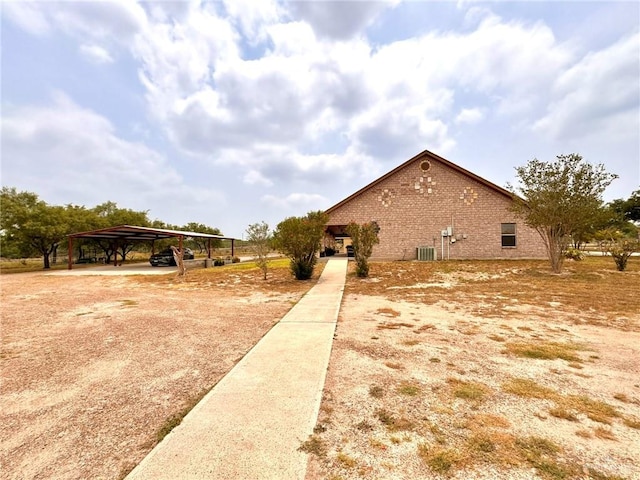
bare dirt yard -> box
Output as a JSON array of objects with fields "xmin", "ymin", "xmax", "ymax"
[
  {"xmin": 305, "ymin": 257, "xmax": 640, "ymax": 480},
  {"xmin": 0, "ymin": 260, "xmax": 321, "ymax": 480},
  {"xmin": 2, "ymin": 257, "xmax": 639, "ymax": 480}
]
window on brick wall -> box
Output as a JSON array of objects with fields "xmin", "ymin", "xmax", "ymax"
[{"xmin": 501, "ymin": 223, "xmax": 516, "ymax": 247}]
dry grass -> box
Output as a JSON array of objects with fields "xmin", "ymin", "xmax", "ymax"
[
  {"xmin": 298, "ymin": 435, "xmax": 327, "ymax": 457},
  {"xmin": 593, "ymin": 426, "xmax": 617, "ymax": 440},
  {"xmin": 502, "ymin": 377, "xmax": 621, "ymax": 425},
  {"xmin": 335, "ymin": 452, "xmax": 358, "ymax": 468},
  {"xmin": 502, "ymin": 377, "xmax": 557, "ymax": 399},
  {"xmin": 2, "ymin": 259, "xmax": 321, "ymax": 480},
  {"xmin": 396, "ymin": 381, "xmax": 421, "ymax": 396},
  {"xmin": 448, "ymin": 378, "xmax": 489, "ymax": 402},
  {"xmin": 308, "ymin": 258, "xmax": 640, "ymax": 480},
  {"xmin": 559, "ymin": 395, "xmax": 620, "ymax": 424},
  {"xmin": 376, "ymin": 322, "xmax": 414, "ymax": 330},
  {"xmin": 417, "ymin": 444, "xmax": 462, "ymax": 473},
  {"xmin": 549, "ymin": 407, "xmax": 579, "ymax": 422},
  {"xmin": 375, "ymin": 409, "xmax": 416, "ymax": 432},
  {"xmin": 345, "ymin": 257, "xmax": 640, "ymax": 329},
  {"xmin": 503, "ymin": 341, "xmax": 586, "ymax": 362},
  {"xmin": 134, "ymin": 258, "xmax": 324, "ymax": 295}
]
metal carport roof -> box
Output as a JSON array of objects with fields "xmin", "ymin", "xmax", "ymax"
[{"xmin": 67, "ymin": 225, "xmax": 237, "ymax": 269}]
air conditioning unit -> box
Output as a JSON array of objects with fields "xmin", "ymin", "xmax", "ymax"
[{"xmin": 416, "ymin": 246, "xmax": 436, "ymax": 261}]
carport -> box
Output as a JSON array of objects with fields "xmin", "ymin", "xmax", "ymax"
[{"xmin": 67, "ymin": 225, "xmax": 236, "ymax": 270}]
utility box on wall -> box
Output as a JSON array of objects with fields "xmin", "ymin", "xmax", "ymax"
[{"xmin": 417, "ymin": 246, "xmax": 436, "ymax": 261}]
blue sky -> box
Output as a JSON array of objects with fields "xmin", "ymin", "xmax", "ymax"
[{"xmin": 2, "ymin": 1, "xmax": 639, "ymax": 238}]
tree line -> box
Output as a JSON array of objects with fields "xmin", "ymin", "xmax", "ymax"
[{"xmin": 0, "ymin": 187, "xmax": 222, "ymax": 269}]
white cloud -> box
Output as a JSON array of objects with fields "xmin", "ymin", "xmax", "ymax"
[
  {"xmin": 222, "ymin": 0, "xmax": 281, "ymax": 42},
  {"xmin": 533, "ymin": 33, "xmax": 640, "ymax": 141},
  {"xmin": 8, "ymin": 1, "xmax": 636, "ymax": 214},
  {"xmin": 455, "ymin": 108, "xmax": 484, "ymax": 125},
  {"xmin": 133, "ymin": 6, "xmax": 239, "ymax": 121},
  {"xmin": 79, "ymin": 44, "xmax": 114, "ymax": 64},
  {"xmin": 261, "ymin": 192, "xmax": 328, "ymax": 209},
  {"xmin": 2, "ymin": 2, "xmax": 51, "ymax": 35},
  {"xmin": 127, "ymin": 4, "xmax": 582, "ymax": 184},
  {"xmin": 53, "ymin": 0, "xmax": 147, "ymax": 42},
  {"xmin": 287, "ymin": 0, "xmax": 400, "ymax": 40},
  {"xmin": 4, "ymin": 0, "xmax": 147, "ymax": 43},
  {"xmin": 0, "ymin": 92, "xmax": 223, "ymax": 217},
  {"xmin": 243, "ymin": 170, "xmax": 273, "ymax": 187}
]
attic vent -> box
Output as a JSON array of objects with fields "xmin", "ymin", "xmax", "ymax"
[
  {"xmin": 416, "ymin": 246, "xmax": 436, "ymax": 261},
  {"xmin": 420, "ymin": 160, "xmax": 431, "ymax": 172}
]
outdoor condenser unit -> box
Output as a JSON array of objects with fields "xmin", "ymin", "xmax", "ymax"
[{"xmin": 416, "ymin": 246, "xmax": 436, "ymax": 261}]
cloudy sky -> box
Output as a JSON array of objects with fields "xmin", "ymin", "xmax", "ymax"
[{"xmin": 2, "ymin": 1, "xmax": 639, "ymax": 237}]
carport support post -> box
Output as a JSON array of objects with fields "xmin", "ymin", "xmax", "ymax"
[
  {"xmin": 207, "ymin": 238, "xmax": 212, "ymax": 259},
  {"xmin": 67, "ymin": 236, "xmax": 73, "ymax": 270},
  {"xmin": 231, "ymin": 239, "xmax": 235, "ymax": 257},
  {"xmin": 179, "ymin": 235, "xmax": 184, "ymax": 258}
]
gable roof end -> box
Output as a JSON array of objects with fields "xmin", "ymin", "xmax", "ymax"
[{"xmin": 325, "ymin": 149, "xmax": 517, "ymax": 215}]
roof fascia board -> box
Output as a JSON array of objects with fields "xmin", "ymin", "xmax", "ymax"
[{"xmin": 68, "ymin": 225, "xmax": 233, "ymax": 240}]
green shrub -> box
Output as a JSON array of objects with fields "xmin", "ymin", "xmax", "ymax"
[
  {"xmin": 345, "ymin": 221, "xmax": 380, "ymax": 278},
  {"xmin": 564, "ymin": 248, "xmax": 584, "ymax": 261},
  {"xmin": 272, "ymin": 211, "xmax": 328, "ymax": 280},
  {"xmin": 290, "ymin": 259, "xmax": 315, "ymax": 280}
]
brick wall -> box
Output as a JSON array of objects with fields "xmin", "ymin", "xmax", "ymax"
[{"xmin": 326, "ymin": 155, "xmax": 547, "ymax": 260}]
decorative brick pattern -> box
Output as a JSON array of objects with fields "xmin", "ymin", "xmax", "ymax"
[
  {"xmin": 326, "ymin": 153, "xmax": 547, "ymax": 260},
  {"xmin": 377, "ymin": 188, "xmax": 395, "ymax": 207},
  {"xmin": 460, "ymin": 187, "xmax": 478, "ymax": 206}
]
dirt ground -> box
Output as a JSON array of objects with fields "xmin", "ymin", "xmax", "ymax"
[
  {"xmin": 0, "ymin": 264, "xmax": 318, "ymax": 480},
  {"xmin": 306, "ymin": 260, "xmax": 640, "ymax": 480},
  {"xmin": 2, "ymin": 258, "xmax": 639, "ymax": 480}
]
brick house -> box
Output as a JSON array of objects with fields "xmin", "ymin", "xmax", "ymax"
[{"xmin": 324, "ymin": 149, "xmax": 547, "ymax": 260}]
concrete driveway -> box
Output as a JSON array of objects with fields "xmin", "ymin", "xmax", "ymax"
[{"xmin": 48, "ymin": 262, "xmax": 179, "ymax": 276}]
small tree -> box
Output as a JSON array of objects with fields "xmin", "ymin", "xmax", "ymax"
[
  {"xmin": 597, "ymin": 229, "xmax": 639, "ymax": 271},
  {"xmin": 346, "ymin": 221, "xmax": 380, "ymax": 277},
  {"xmin": 246, "ymin": 221, "xmax": 271, "ymax": 280},
  {"xmin": 608, "ymin": 239, "xmax": 639, "ymax": 271},
  {"xmin": 509, "ymin": 154, "xmax": 617, "ymax": 273},
  {"xmin": 272, "ymin": 211, "xmax": 328, "ymax": 280}
]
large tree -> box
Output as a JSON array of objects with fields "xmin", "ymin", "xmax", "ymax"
[
  {"xmin": 90, "ymin": 201, "xmax": 151, "ymax": 263},
  {"xmin": 272, "ymin": 211, "xmax": 328, "ymax": 280},
  {"xmin": 182, "ymin": 222, "xmax": 223, "ymax": 253},
  {"xmin": 608, "ymin": 189, "xmax": 640, "ymax": 224},
  {"xmin": 0, "ymin": 187, "xmax": 76, "ymax": 268},
  {"xmin": 509, "ymin": 154, "xmax": 617, "ymax": 273}
]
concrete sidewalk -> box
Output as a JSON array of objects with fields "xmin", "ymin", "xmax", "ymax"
[{"xmin": 126, "ymin": 258, "xmax": 348, "ymax": 480}]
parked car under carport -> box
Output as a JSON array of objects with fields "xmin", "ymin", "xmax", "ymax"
[{"xmin": 149, "ymin": 248, "xmax": 195, "ymax": 267}]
